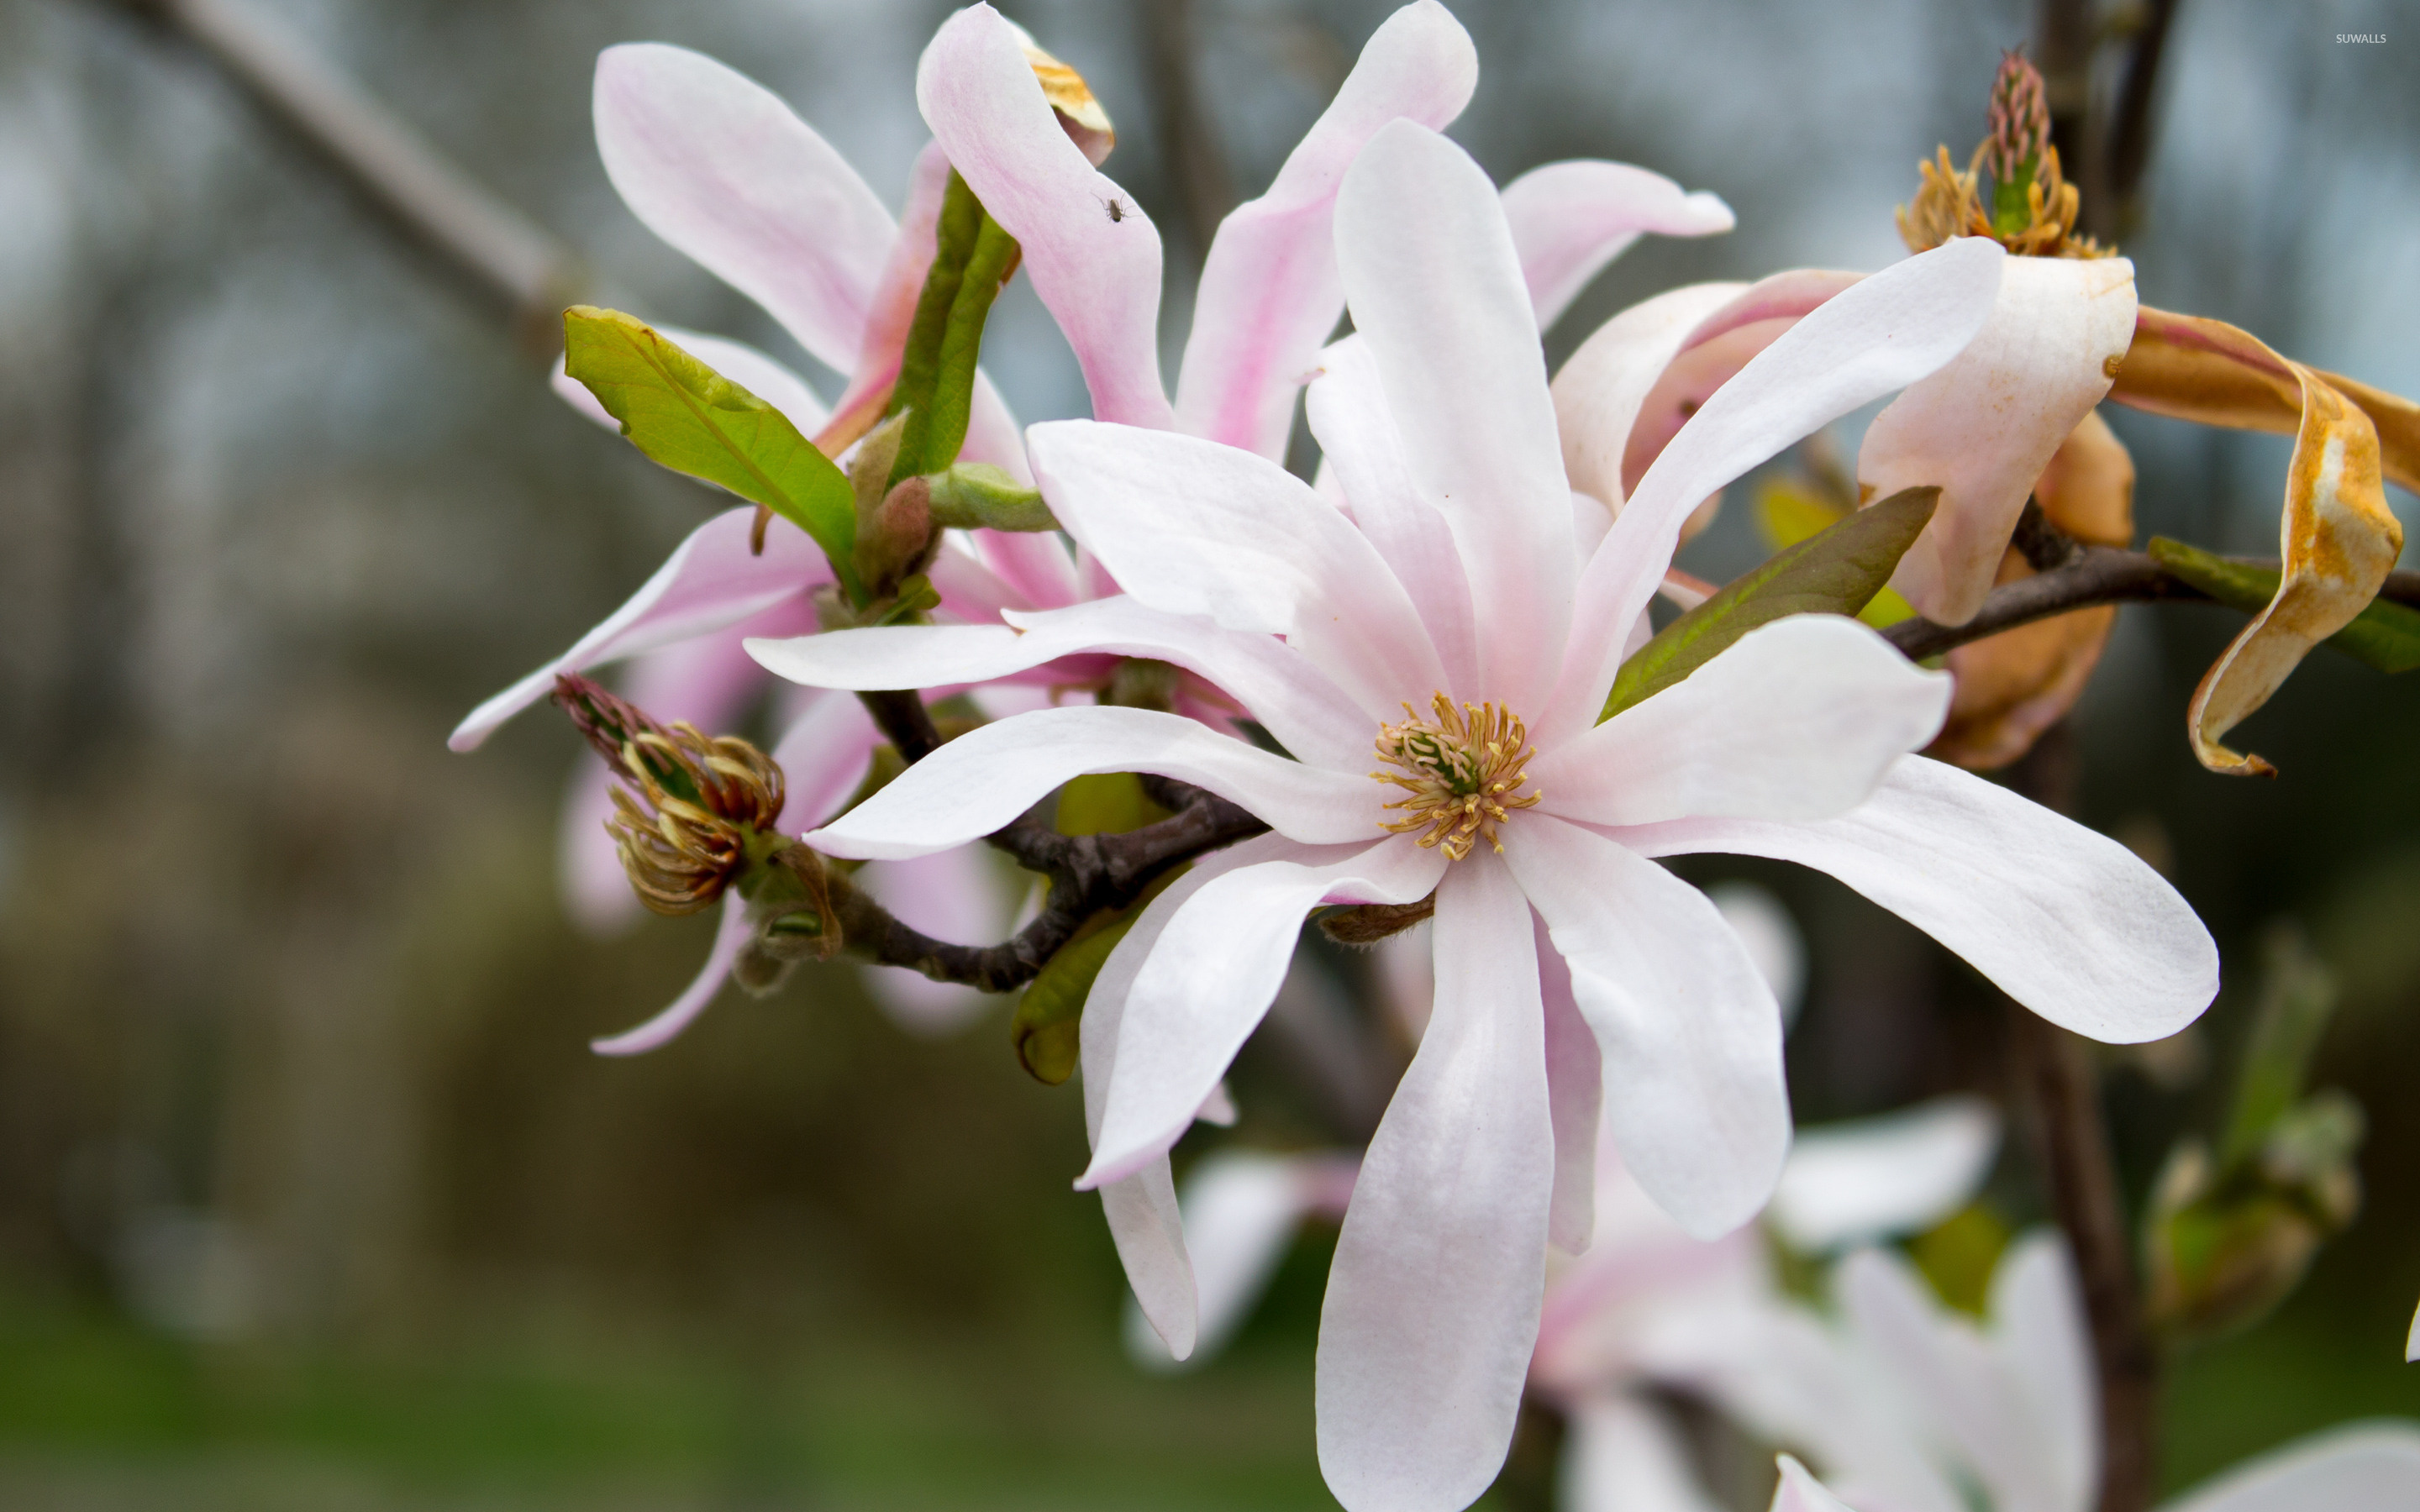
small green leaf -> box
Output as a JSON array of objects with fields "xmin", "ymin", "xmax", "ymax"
[
  {"xmin": 886, "ymin": 174, "xmax": 1021, "ymax": 489},
  {"xmin": 1753, "ymin": 479, "xmax": 1919, "ymax": 630},
  {"xmin": 564, "ymin": 306, "xmax": 862, "ymax": 601},
  {"xmin": 1056, "ymin": 772, "xmax": 1170, "ymax": 837},
  {"xmin": 923, "ymin": 464, "xmax": 1058, "ymax": 532},
  {"xmin": 2149, "ymin": 537, "xmax": 2420, "ymax": 673},
  {"xmin": 1010, "ymin": 916, "xmax": 1129, "ymax": 1085},
  {"xmin": 1601, "ymin": 486, "xmax": 1940, "ymax": 722}
]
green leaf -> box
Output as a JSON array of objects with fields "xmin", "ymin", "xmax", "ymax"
[
  {"xmin": 1601, "ymin": 486, "xmax": 1940, "ymax": 722},
  {"xmin": 1009, "ymin": 916, "xmax": 1128, "ymax": 1086},
  {"xmin": 886, "ymin": 173, "xmax": 1020, "ymax": 489},
  {"xmin": 2148, "ymin": 537, "xmax": 2420, "ymax": 674},
  {"xmin": 923, "ymin": 464, "xmax": 1058, "ymax": 532},
  {"xmin": 2221, "ymin": 927, "xmax": 2339, "ymax": 1167},
  {"xmin": 1055, "ymin": 772, "xmax": 1170, "ymax": 837},
  {"xmin": 564, "ymin": 306, "xmax": 862, "ymax": 602},
  {"xmin": 1753, "ymin": 478, "xmax": 1920, "ymax": 631}
]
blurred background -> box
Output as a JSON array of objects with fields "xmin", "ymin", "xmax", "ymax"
[{"xmin": 1, "ymin": 0, "xmax": 2416, "ymax": 1505}]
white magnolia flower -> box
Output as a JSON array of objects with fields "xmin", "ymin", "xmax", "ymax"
[
  {"xmin": 1739, "ymin": 1237, "xmax": 2420, "ymax": 1512},
  {"xmin": 765, "ymin": 120, "xmax": 2215, "ymax": 1510}
]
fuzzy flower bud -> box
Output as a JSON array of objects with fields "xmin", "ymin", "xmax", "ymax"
[{"xmin": 552, "ymin": 673, "xmax": 786, "ymax": 917}]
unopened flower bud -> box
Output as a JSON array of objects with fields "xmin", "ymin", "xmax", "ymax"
[
  {"xmin": 551, "ymin": 673, "xmax": 786, "ymax": 917},
  {"xmin": 1982, "ymin": 50, "xmax": 2051, "ymax": 186}
]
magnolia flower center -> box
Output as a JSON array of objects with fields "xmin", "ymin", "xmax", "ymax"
[{"xmin": 1370, "ymin": 693, "xmax": 1543, "ymax": 862}]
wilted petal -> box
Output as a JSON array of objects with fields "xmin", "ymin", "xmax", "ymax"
[
  {"xmin": 1534, "ymin": 616, "xmax": 1949, "ymax": 827},
  {"xmin": 1306, "ymin": 336, "xmax": 1481, "ymax": 697},
  {"xmin": 918, "ymin": 5, "xmax": 1174, "ymax": 428},
  {"xmin": 807, "ymin": 706, "xmax": 1381, "ymax": 859},
  {"xmin": 1769, "ymin": 1095, "xmax": 2002, "ymax": 1252},
  {"xmin": 1503, "ymin": 816, "xmax": 1788, "ymax": 1241},
  {"xmin": 1085, "ymin": 835, "xmax": 1447, "ymax": 1187},
  {"xmin": 1862, "ymin": 255, "xmax": 2137, "ymax": 625},
  {"xmin": 1317, "ymin": 855, "xmax": 1554, "ymax": 1512},
  {"xmin": 589, "ymin": 891, "xmax": 753, "ymax": 1056},
  {"xmin": 1547, "ymin": 239, "xmax": 2005, "ymax": 751},
  {"xmin": 1337, "ymin": 120, "xmax": 1574, "ymax": 714},
  {"xmin": 1560, "ymin": 1391, "xmax": 1726, "ymax": 1512},
  {"xmin": 2165, "ymin": 1424, "xmax": 2420, "ymax": 1512},
  {"xmin": 1551, "ymin": 281, "xmax": 1748, "ymax": 512},
  {"xmin": 1502, "ymin": 160, "xmax": 1733, "ymax": 333},
  {"xmin": 1619, "ymin": 755, "xmax": 2217, "ymax": 1045},
  {"xmin": 1174, "ymin": 0, "xmax": 1476, "ymax": 459},
  {"xmin": 2186, "ymin": 365, "xmax": 2398, "ymax": 775},
  {"xmin": 1027, "ymin": 419, "xmax": 1448, "ymax": 717},
  {"xmin": 594, "ymin": 44, "xmax": 892, "ymax": 372},
  {"xmin": 450, "ymin": 507, "xmax": 832, "ymax": 751}
]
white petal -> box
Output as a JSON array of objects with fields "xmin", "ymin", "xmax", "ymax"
[
  {"xmin": 1706, "ymin": 880, "xmax": 1808, "ymax": 1026},
  {"xmin": 1771, "ymin": 1456, "xmax": 1864, "ymax": 1512},
  {"xmin": 1769, "ymin": 1095, "xmax": 2002, "ymax": 1252},
  {"xmin": 806, "ymin": 706, "xmax": 1384, "ymax": 859},
  {"xmin": 1541, "ymin": 923, "xmax": 1603, "ymax": 1254},
  {"xmin": 1618, "ymin": 755, "xmax": 2218, "ymax": 1044},
  {"xmin": 1545, "ymin": 239, "xmax": 2006, "ymax": 750},
  {"xmin": 1085, "ymin": 836, "xmax": 1448, "ymax": 1187},
  {"xmin": 1502, "ymin": 160, "xmax": 1733, "ymax": 333},
  {"xmin": 1502, "ymin": 816, "xmax": 1787, "ymax": 1241},
  {"xmin": 749, "ymin": 595, "xmax": 1373, "ymax": 771},
  {"xmin": 1863, "ymin": 255, "xmax": 2139, "ymax": 625},
  {"xmin": 1027, "ymin": 419, "xmax": 1448, "ymax": 717},
  {"xmin": 1558, "ymin": 1391, "xmax": 1726, "ymax": 1512},
  {"xmin": 450, "ymin": 507, "xmax": 829, "ymax": 751},
  {"xmin": 1174, "ymin": 0, "xmax": 1476, "ymax": 459},
  {"xmin": 588, "ymin": 892, "xmax": 752, "ymax": 1056},
  {"xmin": 1317, "ymin": 855, "xmax": 1555, "ymax": 1512},
  {"xmin": 2163, "ymin": 1424, "xmax": 2420, "ymax": 1512},
  {"xmin": 1307, "ymin": 335, "xmax": 1482, "ymax": 698},
  {"xmin": 1337, "ymin": 120, "xmax": 1574, "ymax": 715},
  {"xmin": 1989, "ymin": 1234, "xmax": 2098, "ymax": 1512},
  {"xmin": 1551, "ymin": 281, "xmax": 1749, "ymax": 512},
  {"xmin": 594, "ymin": 44, "xmax": 892, "ymax": 372},
  {"xmin": 1127, "ymin": 1150, "xmax": 1355, "ymax": 1369},
  {"xmin": 1534, "ymin": 615, "xmax": 1949, "ymax": 827}
]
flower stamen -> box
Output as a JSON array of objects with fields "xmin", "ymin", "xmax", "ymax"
[{"xmin": 1370, "ymin": 694, "xmax": 1543, "ymax": 861}]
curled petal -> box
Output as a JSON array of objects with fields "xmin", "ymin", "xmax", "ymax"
[
  {"xmin": 589, "ymin": 891, "xmax": 752, "ymax": 1056},
  {"xmin": 1317, "ymin": 855, "xmax": 1554, "ymax": 1512},
  {"xmin": 918, "ymin": 5, "xmax": 1173, "ymax": 428},
  {"xmin": 1620, "ymin": 755, "xmax": 2217, "ymax": 1044},
  {"xmin": 1502, "ymin": 160, "xmax": 1734, "ymax": 333},
  {"xmin": 594, "ymin": 44, "xmax": 892, "ymax": 372},
  {"xmin": 1862, "ymin": 255, "xmax": 2138, "ymax": 625},
  {"xmin": 805, "ymin": 706, "xmax": 1382, "ymax": 859},
  {"xmin": 1552, "ymin": 281, "xmax": 1749, "ymax": 512},
  {"xmin": 1174, "ymin": 0, "xmax": 1476, "ymax": 459},
  {"xmin": 450, "ymin": 507, "xmax": 830, "ymax": 751}
]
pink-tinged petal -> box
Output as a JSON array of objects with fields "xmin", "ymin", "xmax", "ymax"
[
  {"xmin": 1560, "ymin": 1392, "xmax": 1727, "ymax": 1512},
  {"xmin": 806, "ymin": 706, "xmax": 1384, "ymax": 859},
  {"xmin": 559, "ymin": 760, "xmax": 639, "ymax": 936},
  {"xmin": 1863, "ymin": 254, "xmax": 2139, "ymax": 624},
  {"xmin": 1769, "ymin": 1096, "xmax": 2001, "ymax": 1252},
  {"xmin": 1771, "ymin": 1456, "xmax": 1863, "ymax": 1512},
  {"xmin": 1548, "ymin": 239, "xmax": 2006, "ymax": 750},
  {"xmin": 1027, "ymin": 420, "xmax": 1447, "ymax": 717},
  {"xmin": 1988, "ymin": 1235, "xmax": 2097, "ymax": 1511},
  {"xmin": 1084, "ymin": 835, "xmax": 1449, "ymax": 1188},
  {"xmin": 1174, "ymin": 0, "xmax": 1476, "ymax": 459},
  {"xmin": 1534, "ymin": 615, "xmax": 1949, "ymax": 827},
  {"xmin": 1502, "ymin": 816, "xmax": 1787, "ymax": 1240},
  {"xmin": 1502, "ymin": 161, "xmax": 1734, "ymax": 333},
  {"xmin": 594, "ymin": 44, "xmax": 892, "ymax": 372},
  {"xmin": 1128, "ymin": 1149, "xmax": 1360, "ymax": 1368},
  {"xmin": 765, "ymin": 686, "xmax": 882, "ymax": 831},
  {"xmin": 1336, "ymin": 120, "xmax": 1572, "ymax": 714},
  {"xmin": 1540, "ymin": 924, "xmax": 1602, "ymax": 1255},
  {"xmin": 967, "ymin": 520, "xmax": 1076, "ymax": 609},
  {"xmin": 1306, "ymin": 337, "xmax": 1481, "ymax": 697},
  {"xmin": 552, "ymin": 323, "xmax": 833, "ymax": 440},
  {"xmin": 750, "ymin": 596, "xmax": 1373, "ymax": 771},
  {"xmin": 1706, "ymin": 880, "xmax": 1807, "ymax": 1026},
  {"xmin": 450, "ymin": 507, "xmax": 832, "ymax": 751},
  {"xmin": 829, "ymin": 141, "xmax": 950, "ymax": 423},
  {"xmin": 918, "ymin": 6, "xmax": 1173, "ymax": 428},
  {"xmin": 1618, "ymin": 755, "xmax": 2217, "ymax": 1044},
  {"xmin": 860, "ymin": 844, "xmax": 1016, "ymax": 1035},
  {"xmin": 590, "ymin": 891, "xmax": 752, "ymax": 1056},
  {"xmin": 2165, "ymin": 1425, "xmax": 2420, "ymax": 1512},
  {"xmin": 964, "ymin": 370, "xmax": 1037, "ymax": 480},
  {"xmin": 1317, "ymin": 854, "xmax": 1555, "ymax": 1512},
  {"xmin": 1550, "ymin": 281, "xmax": 1746, "ymax": 512},
  {"xmin": 1086, "ymin": 837, "xmax": 1294, "ymax": 1358}
]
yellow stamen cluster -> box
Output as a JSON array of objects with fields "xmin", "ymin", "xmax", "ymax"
[
  {"xmin": 1370, "ymin": 694, "xmax": 1543, "ymax": 862},
  {"xmin": 1897, "ymin": 142, "xmax": 2108, "ymax": 260},
  {"xmin": 606, "ymin": 725, "xmax": 786, "ymax": 917}
]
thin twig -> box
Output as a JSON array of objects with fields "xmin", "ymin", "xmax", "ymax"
[{"xmin": 100, "ymin": 0, "xmax": 585, "ymax": 347}]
